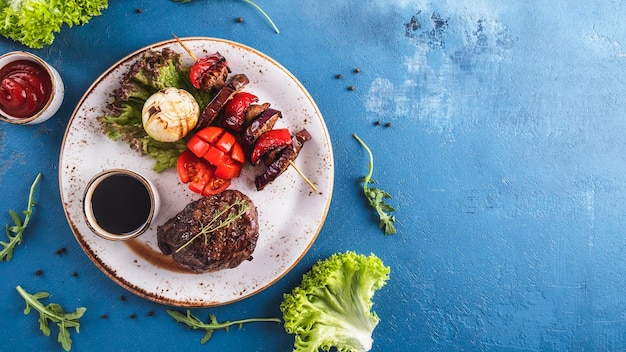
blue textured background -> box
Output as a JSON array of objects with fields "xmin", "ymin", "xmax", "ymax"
[{"xmin": 1, "ymin": 1, "xmax": 626, "ymax": 350}]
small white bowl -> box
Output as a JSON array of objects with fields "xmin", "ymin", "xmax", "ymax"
[
  {"xmin": 83, "ymin": 169, "xmax": 161, "ymax": 241},
  {"xmin": 0, "ymin": 51, "xmax": 64, "ymax": 125}
]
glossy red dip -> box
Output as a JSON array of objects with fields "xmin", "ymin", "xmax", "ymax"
[{"xmin": 0, "ymin": 60, "xmax": 52, "ymax": 118}]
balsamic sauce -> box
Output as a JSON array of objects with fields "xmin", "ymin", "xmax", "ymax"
[
  {"xmin": 90, "ymin": 174, "xmax": 151, "ymax": 234},
  {"xmin": 126, "ymin": 239, "xmax": 189, "ymax": 273}
]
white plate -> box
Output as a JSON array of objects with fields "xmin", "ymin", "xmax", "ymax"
[{"xmin": 59, "ymin": 38, "xmax": 333, "ymax": 307}]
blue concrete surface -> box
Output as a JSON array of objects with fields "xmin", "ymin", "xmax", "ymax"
[{"xmin": 1, "ymin": 1, "xmax": 626, "ymax": 351}]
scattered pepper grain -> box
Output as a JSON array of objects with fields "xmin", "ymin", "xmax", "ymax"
[
  {"xmin": 374, "ymin": 120, "xmax": 381, "ymax": 126},
  {"xmin": 335, "ymin": 74, "xmax": 342, "ymax": 79},
  {"xmin": 354, "ymin": 68, "xmax": 361, "ymax": 73},
  {"xmin": 385, "ymin": 122, "xmax": 392, "ymax": 127},
  {"xmin": 34, "ymin": 269, "xmax": 43, "ymax": 276},
  {"xmin": 119, "ymin": 295, "xmax": 127, "ymax": 301},
  {"xmin": 72, "ymin": 272, "xmax": 79, "ymax": 277},
  {"xmin": 130, "ymin": 313, "xmax": 137, "ymax": 319},
  {"xmin": 237, "ymin": 17, "xmax": 244, "ymax": 23},
  {"xmin": 347, "ymin": 85, "xmax": 355, "ymax": 91},
  {"xmin": 55, "ymin": 247, "xmax": 67, "ymax": 255},
  {"xmin": 135, "ymin": 8, "xmax": 142, "ymax": 14},
  {"xmin": 101, "ymin": 314, "xmax": 109, "ymax": 319},
  {"xmin": 147, "ymin": 311, "xmax": 155, "ymax": 317}
]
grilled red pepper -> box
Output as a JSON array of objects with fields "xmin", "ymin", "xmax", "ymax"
[
  {"xmin": 250, "ymin": 128, "xmax": 292, "ymax": 165},
  {"xmin": 222, "ymin": 92, "xmax": 259, "ymax": 132},
  {"xmin": 189, "ymin": 52, "xmax": 228, "ymax": 90}
]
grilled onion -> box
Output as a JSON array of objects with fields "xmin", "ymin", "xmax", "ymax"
[{"xmin": 142, "ymin": 88, "xmax": 200, "ymax": 142}]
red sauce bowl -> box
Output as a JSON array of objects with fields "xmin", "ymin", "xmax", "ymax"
[{"xmin": 0, "ymin": 51, "xmax": 64, "ymax": 125}]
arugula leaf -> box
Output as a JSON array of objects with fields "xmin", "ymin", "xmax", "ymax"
[
  {"xmin": 16, "ymin": 286, "xmax": 86, "ymax": 352},
  {"xmin": 0, "ymin": 173, "xmax": 41, "ymax": 262},
  {"xmin": 353, "ymin": 134, "xmax": 397, "ymax": 235},
  {"xmin": 171, "ymin": 0, "xmax": 280, "ymax": 34},
  {"xmin": 167, "ymin": 309, "xmax": 280, "ymax": 344}
]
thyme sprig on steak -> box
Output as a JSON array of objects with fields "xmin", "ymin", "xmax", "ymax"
[
  {"xmin": 157, "ymin": 190, "xmax": 259, "ymax": 272},
  {"xmin": 175, "ymin": 199, "xmax": 250, "ymax": 253}
]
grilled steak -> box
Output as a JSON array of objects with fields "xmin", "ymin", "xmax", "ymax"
[{"xmin": 157, "ymin": 190, "xmax": 259, "ymax": 273}]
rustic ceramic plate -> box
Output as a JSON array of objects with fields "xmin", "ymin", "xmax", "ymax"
[{"xmin": 59, "ymin": 38, "xmax": 333, "ymax": 307}]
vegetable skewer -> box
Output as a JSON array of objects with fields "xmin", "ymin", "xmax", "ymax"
[
  {"xmin": 172, "ymin": 34, "xmax": 318, "ymax": 193},
  {"xmin": 172, "ymin": 33, "xmax": 197, "ymax": 60},
  {"xmin": 289, "ymin": 160, "xmax": 317, "ymax": 192}
]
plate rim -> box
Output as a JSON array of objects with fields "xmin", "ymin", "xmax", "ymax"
[{"xmin": 58, "ymin": 37, "xmax": 334, "ymax": 307}]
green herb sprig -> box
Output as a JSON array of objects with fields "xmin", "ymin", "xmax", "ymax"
[
  {"xmin": 0, "ymin": 173, "xmax": 41, "ymax": 262},
  {"xmin": 175, "ymin": 199, "xmax": 250, "ymax": 253},
  {"xmin": 167, "ymin": 309, "xmax": 280, "ymax": 344},
  {"xmin": 16, "ymin": 285, "xmax": 86, "ymax": 352},
  {"xmin": 353, "ymin": 134, "xmax": 397, "ymax": 235},
  {"xmin": 171, "ymin": 0, "xmax": 280, "ymax": 34}
]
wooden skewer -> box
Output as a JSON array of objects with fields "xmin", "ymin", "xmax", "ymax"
[
  {"xmin": 172, "ymin": 32, "xmax": 317, "ymax": 193},
  {"xmin": 171, "ymin": 33, "xmax": 197, "ymax": 61},
  {"xmin": 289, "ymin": 160, "xmax": 317, "ymax": 192}
]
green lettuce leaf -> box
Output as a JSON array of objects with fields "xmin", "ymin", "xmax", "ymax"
[
  {"xmin": 0, "ymin": 0, "xmax": 108, "ymax": 49},
  {"xmin": 99, "ymin": 48, "xmax": 213, "ymax": 172}
]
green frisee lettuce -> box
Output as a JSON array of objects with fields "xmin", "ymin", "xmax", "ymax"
[
  {"xmin": 99, "ymin": 48, "xmax": 213, "ymax": 172},
  {"xmin": 0, "ymin": 0, "xmax": 108, "ymax": 48},
  {"xmin": 280, "ymin": 251, "xmax": 390, "ymax": 352}
]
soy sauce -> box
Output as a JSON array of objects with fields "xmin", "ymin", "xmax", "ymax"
[{"xmin": 90, "ymin": 174, "xmax": 152, "ymax": 234}]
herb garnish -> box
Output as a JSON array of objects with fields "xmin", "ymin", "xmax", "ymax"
[
  {"xmin": 16, "ymin": 285, "xmax": 86, "ymax": 352},
  {"xmin": 0, "ymin": 173, "xmax": 41, "ymax": 262},
  {"xmin": 175, "ymin": 199, "xmax": 250, "ymax": 253},
  {"xmin": 167, "ymin": 309, "xmax": 280, "ymax": 344},
  {"xmin": 171, "ymin": 0, "xmax": 280, "ymax": 34},
  {"xmin": 353, "ymin": 134, "xmax": 397, "ymax": 235}
]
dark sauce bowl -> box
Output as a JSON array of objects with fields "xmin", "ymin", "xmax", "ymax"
[{"xmin": 83, "ymin": 169, "xmax": 160, "ymax": 241}]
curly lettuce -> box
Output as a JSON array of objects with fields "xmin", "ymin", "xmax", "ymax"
[
  {"xmin": 280, "ymin": 251, "xmax": 390, "ymax": 352},
  {"xmin": 99, "ymin": 48, "xmax": 213, "ymax": 172},
  {"xmin": 0, "ymin": 0, "xmax": 109, "ymax": 49}
]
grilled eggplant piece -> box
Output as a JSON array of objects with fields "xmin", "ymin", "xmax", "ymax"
[
  {"xmin": 244, "ymin": 102, "xmax": 271, "ymax": 126},
  {"xmin": 255, "ymin": 129, "xmax": 312, "ymax": 190},
  {"xmin": 196, "ymin": 73, "xmax": 249, "ymax": 130},
  {"xmin": 241, "ymin": 107, "xmax": 282, "ymax": 154}
]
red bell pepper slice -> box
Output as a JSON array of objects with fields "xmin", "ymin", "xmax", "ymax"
[{"xmin": 250, "ymin": 128, "xmax": 292, "ymax": 165}]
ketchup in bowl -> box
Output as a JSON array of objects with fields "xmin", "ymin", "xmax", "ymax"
[
  {"xmin": 0, "ymin": 59, "xmax": 52, "ymax": 118},
  {"xmin": 0, "ymin": 51, "xmax": 64, "ymax": 125}
]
